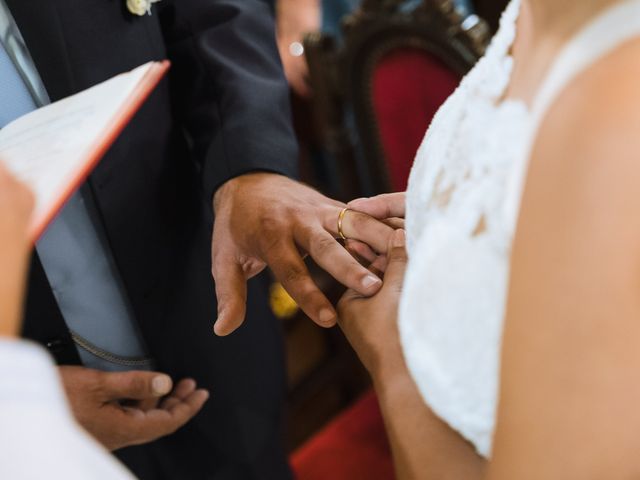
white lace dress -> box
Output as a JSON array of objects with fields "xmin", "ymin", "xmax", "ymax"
[{"xmin": 399, "ymin": 0, "xmax": 640, "ymax": 457}]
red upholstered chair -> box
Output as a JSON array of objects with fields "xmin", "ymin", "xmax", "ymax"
[
  {"xmin": 304, "ymin": 0, "xmax": 489, "ymax": 196},
  {"xmin": 372, "ymin": 48, "xmax": 461, "ymax": 190},
  {"xmin": 290, "ymin": 390, "xmax": 394, "ymax": 480},
  {"xmin": 292, "ymin": 2, "xmax": 490, "ymax": 479}
]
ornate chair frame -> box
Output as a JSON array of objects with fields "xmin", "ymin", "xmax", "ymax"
[{"xmin": 304, "ymin": 0, "xmax": 490, "ymax": 195}]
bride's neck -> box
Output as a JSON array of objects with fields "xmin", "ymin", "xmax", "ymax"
[{"xmin": 506, "ymin": 0, "xmax": 623, "ymax": 103}]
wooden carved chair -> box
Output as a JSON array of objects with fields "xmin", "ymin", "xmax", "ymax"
[{"xmin": 304, "ymin": 0, "xmax": 490, "ymax": 196}]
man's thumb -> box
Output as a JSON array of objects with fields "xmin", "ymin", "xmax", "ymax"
[{"xmin": 101, "ymin": 371, "xmax": 173, "ymax": 400}]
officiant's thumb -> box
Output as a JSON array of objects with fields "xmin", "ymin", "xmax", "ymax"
[
  {"xmin": 102, "ymin": 371, "xmax": 173, "ymax": 400},
  {"xmin": 384, "ymin": 229, "xmax": 407, "ymax": 291}
]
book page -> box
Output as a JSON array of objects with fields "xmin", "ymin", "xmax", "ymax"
[{"xmin": 0, "ymin": 61, "xmax": 168, "ymax": 240}]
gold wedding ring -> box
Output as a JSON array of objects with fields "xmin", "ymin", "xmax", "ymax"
[{"xmin": 338, "ymin": 207, "xmax": 350, "ymax": 241}]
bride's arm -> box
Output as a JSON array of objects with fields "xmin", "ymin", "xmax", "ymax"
[
  {"xmin": 337, "ymin": 230, "xmax": 486, "ymax": 480},
  {"xmin": 373, "ymin": 357, "xmax": 485, "ymax": 480},
  {"xmin": 0, "ymin": 163, "xmax": 34, "ymax": 337},
  {"xmin": 486, "ymin": 41, "xmax": 640, "ymax": 480}
]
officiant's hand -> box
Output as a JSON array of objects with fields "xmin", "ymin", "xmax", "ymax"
[
  {"xmin": 59, "ymin": 366, "xmax": 209, "ymax": 451},
  {"xmin": 212, "ymin": 173, "xmax": 395, "ymax": 336}
]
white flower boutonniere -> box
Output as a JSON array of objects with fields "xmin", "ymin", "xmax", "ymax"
[{"xmin": 127, "ymin": 0, "xmax": 161, "ymax": 16}]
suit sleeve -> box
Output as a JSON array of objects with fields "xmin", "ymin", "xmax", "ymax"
[{"xmin": 158, "ymin": 0, "xmax": 298, "ymax": 200}]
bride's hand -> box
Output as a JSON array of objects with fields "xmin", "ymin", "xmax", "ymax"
[
  {"xmin": 337, "ymin": 229, "xmax": 407, "ymax": 379},
  {"xmin": 348, "ymin": 192, "xmax": 406, "ymax": 221},
  {"xmin": 346, "ymin": 192, "xmax": 406, "ymax": 264},
  {"xmin": 0, "ymin": 162, "xmax": 34, "ymax": 336}
]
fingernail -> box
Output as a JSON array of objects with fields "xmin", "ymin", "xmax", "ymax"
[
  {"xmin": 152, "ymin": 375, "xmax": 172, "ymax": 396},
  {"xmin": 319, "ymin": 308, "xmax": 336, "ymax": 326},
  {"xmin": 362, "ymin": 274, "xmax": 382, "ymax": 290},
  {"xmin": 393, "ymin": 229, "xmax": 406, "ymax": 248}
]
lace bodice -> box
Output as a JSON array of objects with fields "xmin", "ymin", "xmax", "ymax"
[{"xmin": 399, "ymin": 0, "xmax": 640, "ymax": 457}]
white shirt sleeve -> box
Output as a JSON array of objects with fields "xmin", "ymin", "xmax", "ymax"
[{"xmin": 0, "ymin": 339, "xmax": 136, "ymax": 479}]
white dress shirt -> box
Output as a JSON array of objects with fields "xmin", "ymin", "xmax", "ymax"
[{"xmin": 0, "ymin": 339, "xmax": 136, "ymax": 479}]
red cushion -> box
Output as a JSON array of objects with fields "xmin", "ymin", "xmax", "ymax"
[
  {"xmin": 291, "ymin": 390, "xmax": 395, "ymax": 480},
  {"xmin": 372, "ymin": 48, "xmax": 461, "ymax": 191}
]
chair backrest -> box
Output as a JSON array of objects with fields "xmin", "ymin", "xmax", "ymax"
[{"xmin": 305, "ymin": 0, "xmax": 490, "ymax": 196}]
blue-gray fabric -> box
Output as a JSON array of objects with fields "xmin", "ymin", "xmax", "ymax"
[
  {"xmin": 0, "ymin": 1, "xmax": 150, "ymax": 371},
  {"xmin": 0, "ymin": 31, "xmax": 35, "ymax": 125}
]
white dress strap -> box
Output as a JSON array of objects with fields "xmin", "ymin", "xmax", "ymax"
[{"xmin": 531, "ymin": 0, "xmax": 640, "ymax": 125}]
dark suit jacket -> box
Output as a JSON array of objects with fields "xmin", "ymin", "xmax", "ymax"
[{"xmin": 10, "ymin": 0, "xmax": 297, "ymax": 478}]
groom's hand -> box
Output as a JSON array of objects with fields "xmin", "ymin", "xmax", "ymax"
[
  {"xmin": 59, "ymin": 366, "xmax": 209, "ymax": 451},
  {"xmin": 212, "ymin": 173, "xmax": 396, "ymax": 336}
]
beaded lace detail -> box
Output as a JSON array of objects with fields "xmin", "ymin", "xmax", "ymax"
[
  {"xmin": 400, "ymin": 0, "xmax": 640, "ymax": 457},
  {"xmin": 400, "ymin": 0, "xmax": 529, "ymax": 457}
]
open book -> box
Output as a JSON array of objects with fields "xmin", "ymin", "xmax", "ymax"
[{"xmin": 0, "ymin": 61, "xmax": 170, "ymax": 241}]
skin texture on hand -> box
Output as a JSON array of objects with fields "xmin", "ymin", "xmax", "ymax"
[
  {"xmin": 59, "ymin": 366, "xmax": 209, "ymax": 451},
  {"xmin": 346, "ymin": 192, "xmax": 407, "ymax": 265},
  {"xmin": 348, "ymin": 192, "xmax": 407, "ymax": 220},
  {"xmin": 0, "ymin": 162, "xmax": 34, "ymax": 337},
  {"xmin": 211, "ymin": 173, "xmax": 396, "ymax": 336}
]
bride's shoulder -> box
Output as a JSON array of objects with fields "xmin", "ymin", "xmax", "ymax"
[
  {"xmin": 533, "ymin": 37, "xmax": 640, "ymax": 182},
  {"xmin": 518, "ymin": 36, "xmax": 640, "ymax": 258},
  {"xmin": 560, "ymin": 35, "xmax": 640, "ymax": 119}
]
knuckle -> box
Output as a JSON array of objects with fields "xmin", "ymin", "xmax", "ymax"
[
  {"xmin": 299, "ymin": 286, "xmax": 325, "ymax": 310},
  {"xmin": 211, "ymin": 256, "xmax": 225, "ymax": 277},
  {"xmin": 258, "ymin": 214, "xmax": 283, "ymax": 236},
  {"xmin": 310, "ymin": 235, "xmax": 336, "ymax": 258},
  {"xmin": 129, "ymin": 375, "xmax": 149, "ymax": 395},
  {"xmin": 390, "ymin": 245, "xmax": 407, "ymax": 260},
  {"xmin": 349, "ymin": 211, "xmax": 376, "ymax": 235},
  {"xmin": 297, "ymin": 223, "xmax": 317, "ymax": 243},
  {"xmin": 349, "ymin": 211, "xmax": 366, "ymax": 229},
  {"xmin": 261, "ymin": 232, "xmax": 285, "ymax": 257},
  {"xmin": 282, "ymin": 265, "xmax": 306, "ymax": 287}
]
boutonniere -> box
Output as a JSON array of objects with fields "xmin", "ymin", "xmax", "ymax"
[{"xmin": 127, "ymin": 0, "xmax": 161, "ymax": 16}]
